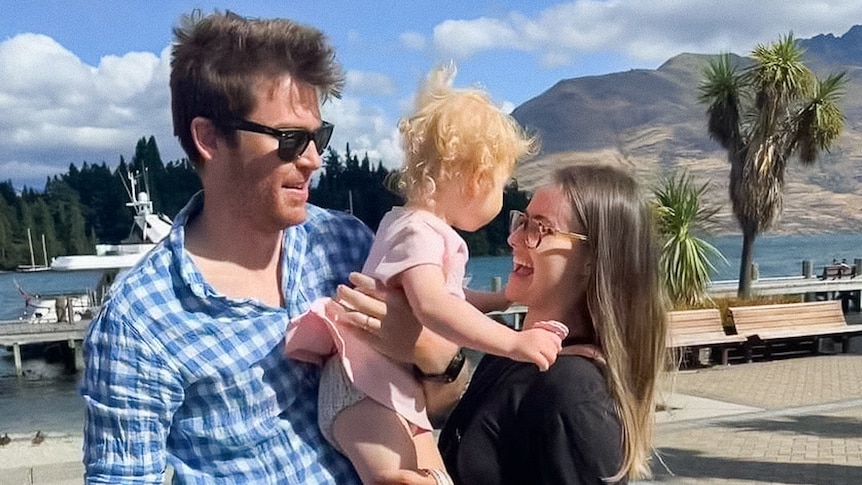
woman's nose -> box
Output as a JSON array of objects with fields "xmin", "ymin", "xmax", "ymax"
[{"xmin": 507, "ymin": 226, "xmax": 523, "ymax": 248}]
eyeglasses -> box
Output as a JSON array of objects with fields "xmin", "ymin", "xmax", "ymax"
[
  {"xmin": 219, "ymin": 118, "xmax": 334, "ymax": 162},
  {"xmin": 509, "ymin": 210, "xmax": 588, "ymax": 249}
]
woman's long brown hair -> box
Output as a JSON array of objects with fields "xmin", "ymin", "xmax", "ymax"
[{"xmin": 554, "ymin": 164, "xmax": 668, "ymax": 481}]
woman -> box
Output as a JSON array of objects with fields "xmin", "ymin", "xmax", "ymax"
[{"xmin": 333, "ymin": 164, "xmax": 667, "ymax": 484}]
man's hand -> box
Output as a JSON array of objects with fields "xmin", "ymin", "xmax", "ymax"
[
  {"xmin": 328, "ymin": 272, "xmax": 469, "ymax": 427},
  {"xmin": 376, "ymin": 469, "xmax": 439, "ymax": 485},
  {"xmin": 326, "ymin": 273, "xmax": 458, "ymax": 369}
]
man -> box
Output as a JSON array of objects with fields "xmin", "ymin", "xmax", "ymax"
[{"xmin": 80, "ymin": 11, "xmax": 370, "ymax": 483}]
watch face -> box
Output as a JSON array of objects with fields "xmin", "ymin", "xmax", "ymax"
[{"xmin": 442, "ymin": 350, "xmax": 466, "ymax": 382}]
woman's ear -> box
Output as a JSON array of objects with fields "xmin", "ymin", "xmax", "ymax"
[
  {"xmin": 580, "ymin": 258, "xmax": 593, "ymax": 276},
  {"xmin": 190, "ymin": 117, "xmax": 219, "ymax": 163},
  {"xmin": 464, "ymin": 178, "xmax": 481, "ymax": 197}
]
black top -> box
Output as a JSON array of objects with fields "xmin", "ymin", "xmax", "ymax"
[{"xmin": 438, "ymin": 354, "xmax": 626, "ymax": 485}]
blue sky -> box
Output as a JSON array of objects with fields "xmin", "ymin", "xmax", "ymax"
[{"xmin": 2, "ymin": 0, "xmax": 862, "ymax": 189}]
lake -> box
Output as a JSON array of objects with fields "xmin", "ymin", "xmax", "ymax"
[
  {"xmin": 465, "ymin": 232, "xmax": 862, "ymax": 291},
  {"xmin": 0, "ymin": 231, "xmax": 860, "ymax": 378},
  {"xmin": 1, "ymin": 232, "xmax": 860, "ymax": 319},
  {"xmin": 1, "ymin": 232, "xmax": 860, "ymax": 318}
]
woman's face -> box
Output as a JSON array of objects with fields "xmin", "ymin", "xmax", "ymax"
[{"xmin": 504, "ymin": 186, "xmax": 590, "ymax": 312}]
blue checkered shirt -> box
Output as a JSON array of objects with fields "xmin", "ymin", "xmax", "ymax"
[{"xmin": 80, "ymin": 193, "xmax": 370, "ymax": 484}]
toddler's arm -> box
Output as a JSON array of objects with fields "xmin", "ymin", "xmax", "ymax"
[
  {"xmin": 397, "ymin": 264, "xmax": 562, "ymax": 370},
  {"xmin": 464, "ymin": 288, "xmax": 510, "ymax": 313}
]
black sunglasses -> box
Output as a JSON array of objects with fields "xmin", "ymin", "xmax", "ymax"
[{"xmin": 219, "ymin": 119, "xmax": 334, "ymax": 162}]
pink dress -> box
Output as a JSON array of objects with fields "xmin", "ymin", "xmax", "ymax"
[{"xmin": 285, "ymin": 207, "xmax": 468, "ymax": 431}]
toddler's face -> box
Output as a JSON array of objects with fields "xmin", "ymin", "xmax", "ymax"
[{"xmin": 463, "ymin": 166, "xmax": 511, "ymax": 230}]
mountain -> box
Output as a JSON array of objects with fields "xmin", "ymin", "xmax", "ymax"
[{"xmin": 512, "ymin": 27, "xmax": 862, "ymax": 235}]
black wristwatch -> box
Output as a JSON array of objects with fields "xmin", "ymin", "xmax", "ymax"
[{"xmin": 413, "ymin": 349, "xmax": 465, "ymax": 383}]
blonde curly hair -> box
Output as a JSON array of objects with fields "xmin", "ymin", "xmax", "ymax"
[{"xmin": 394, "ymin": 64, "xmax": 537, "ymax": 201}]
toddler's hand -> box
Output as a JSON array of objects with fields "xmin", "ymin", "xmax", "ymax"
[
  {"xmin": 532, "ymin": 320, "xmax": 570, "ymax": 340},
  {"xmin": 511, "ymin": 322, "xmax": 568, "ymax": 371}
]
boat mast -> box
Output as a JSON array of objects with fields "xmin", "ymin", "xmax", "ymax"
[
  {"xmin": 26, "ymin": 227, "xmax": 36, "ymax": 268},
  {"xmin": 41, "ymin": 233, "xmax": 48, "ymax": 267}
]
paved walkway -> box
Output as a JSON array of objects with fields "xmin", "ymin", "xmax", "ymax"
[
  {"xmin": 641, "ymin": 352, "xmax": 862, "ymax": 485},
  {"xmin": 3, "ymin": 351, "xmax": 862, "ymax": 484}
]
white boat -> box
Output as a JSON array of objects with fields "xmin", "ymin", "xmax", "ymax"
[
  {"xmin": 50, "ymin": 171, "xmax": 172, "ymax": 272},
  {"xmin": 16, "ymin": 169, "xmax": 172, "ymax": 324},
  {"xmin": 16, "ymin": 285, "xmax": 96, "ymax": 324}
]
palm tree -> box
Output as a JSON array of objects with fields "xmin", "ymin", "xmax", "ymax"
[
  {"xmin": 700, "ymin": 33, "xmax": 846, "ymax": 298},
  {"xmin": 653, "ymin": 172, "xmax": 726, "ymax": 306}
]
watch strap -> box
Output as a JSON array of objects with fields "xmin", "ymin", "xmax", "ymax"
[{"xmin": 413, "ymin": 349, "xmax": 465, "ymax": 383}]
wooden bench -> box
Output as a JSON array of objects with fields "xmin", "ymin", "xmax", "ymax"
[
  {"xmin": 729, "ymin": 300, "xmax": 862, "ymax": 360},
  {"xmin": 666, "ymin": 309, "xmax": 747, "ymax": 365}
]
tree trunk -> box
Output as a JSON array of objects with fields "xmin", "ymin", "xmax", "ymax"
[{"xmin": 737, "ymin": 224, "xmax": 757, "ymax": 299}]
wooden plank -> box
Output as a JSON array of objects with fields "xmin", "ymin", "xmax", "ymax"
[{"xmin": 667, "ymin": 309, "xmax": 746, "ymax": 366}]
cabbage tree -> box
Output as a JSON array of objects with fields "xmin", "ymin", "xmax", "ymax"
[{"xmin": 700, "ymin": 34, "xmax": 846, "ymax": 298}]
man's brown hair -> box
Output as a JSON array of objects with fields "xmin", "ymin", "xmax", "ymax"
[{"xmin": 170, "ymin": 10, "xmax": 344, "ymax": 164}]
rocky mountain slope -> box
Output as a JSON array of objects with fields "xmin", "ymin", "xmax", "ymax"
[{"xmin": 512, "ymin": 26, "xmax": 862, "ymax": 235}]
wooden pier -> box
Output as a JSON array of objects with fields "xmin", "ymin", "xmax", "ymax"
[
  {"xmin": 2, "ymin": 266, "xmax": 860, "ymax": 378},
  {"xmin": 487, "ymin": 274, "xmax": 862, "ymax": 330},
  {"xmin": 0, "ymin": 320, "xmax": 89, "ymax": 376}
]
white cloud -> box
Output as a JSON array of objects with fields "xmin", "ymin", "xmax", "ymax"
[
  {"xmin": 0, "ymin": 32, "xmax": 404, "ymax": 189},
  {"xmin": 540, "ymin": 51, "xmax": 573, "ymax": 68},
  {"xmin": 0, "ymin": 159, "xmax": 65, "ymax": 187},
  {"xmin": 0, "ymin": 34, "xmax": 180, "ymax": 188},
  {"xmin": 345, "ymin": 70, "xmax": 398, "ymax": 96},
  {"xmin": 321, "ymin": 97, "xmax": 403, "ymax": 170},
  {"xmin": 399, "ymin": 31, "xmax": 427, "ymax": 51},
  {"xmin": 433, "ymin": 17, "xmax": 526, "ymax": 60},
  {"xmin": 7, "ymin": 0, "xmax": 861, "ymax": 189},
  {"xmin": 498, "ymin": 100, "xmax": 516, "ymax": 114},
  {"xmin": 94, "ymin": 52, "xmax": 160, "ymax": 102},
  {"xmin": 431, "ymin": 0, "xmax": 862, "ymax": 65}
]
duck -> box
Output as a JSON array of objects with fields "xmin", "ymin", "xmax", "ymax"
[
  {"xmin": 0, "ymin": 433, "xmax": 10, "ymax": 446},
  {"xmin": 31, "ymin": 430, "xmax": 45, "ymax": 445}
]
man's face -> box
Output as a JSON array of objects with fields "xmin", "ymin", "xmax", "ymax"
[{"xmin": 220, "ymin": 74, "xmax": 324, "ymax": 231}]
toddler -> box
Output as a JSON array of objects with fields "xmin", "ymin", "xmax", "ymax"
[{"xmin": 285, "ymin": 64, "xmax": 567, "ymax": 485}]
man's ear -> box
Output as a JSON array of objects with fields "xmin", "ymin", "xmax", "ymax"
[{"xmin": 190, "ymin": 117, "xmax": 219, "ymax": 163}]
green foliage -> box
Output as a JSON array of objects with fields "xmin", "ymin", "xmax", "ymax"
[
  {"xmin": 0, "ymin": 136, "xmax": 527, "ymax": 269},
  {"xmin": 310, "ymin": 144, "xmax": 403, "ymax": 231},
  {"xmin": 653, "ymin": 172, "xmax": 726, "ymax": 306}
]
